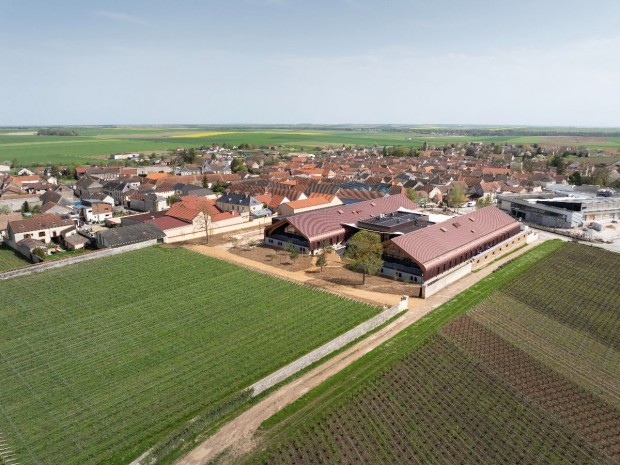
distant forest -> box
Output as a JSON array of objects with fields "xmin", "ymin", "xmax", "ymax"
[{"xmin": 36, "ymin": 128, "xmax": 78, "ymax": 136}]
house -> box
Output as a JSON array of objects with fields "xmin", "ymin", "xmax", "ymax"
[
  {"xmin": 474, "ymin": 181, "xmax": 501, "ymax": 200},
  {"xmin": 75, "ymin": 175, "xmax": 103, "ymax": 199},
  {"xmin": 6, "ymin": 214, "xmax": 76, "ymax": 246},
  {"xmin": 0, "ymin": 163, "xmax": 11, "ymax": 173},
  {"xmin": 64, "ymin": 234, "xmax": 91, "ymax": 250},
  {"xmin": 16, "ymin": 168, "xmax": 34, "ymax": 176},
  {"xmin": 122, "ymin": 196, "xmax": 219, "ymax": 242},
  {"xmin": 40, "ymin": 202, "xmax": 74, "ymax": 216},
  {"xmin": 278, "ymin": 194, "xmax": 343, "ymax": 216},
  {"xmin": 85, "ymin": 192, "xmax": 115, "ymax": 205},
  {"xmin": 15, "ymin": 237, "xmax": 48, "ymax": 262},
  {"xmin": 101, "ymin": 179, "xmax": 141, "ymax": 206},
  {"xmin": 216, "ymin": 194, "xmax": 263, "ymax": 215},
  {"xmin": 82, "ymin": 202, "xmax": 113, "ymax": 223},
  {"xmin": 0, "ymin": 212, "xmax": 23, "ymax": 241},
  {"xmin": 129, "ymin": 192, "xmax": 168, "ymax": 212},
  {"xmin": 175, "ymin": 165, "xmax": 202, "ymax": 176},
  {"xmin": 96, "ymin": 223, "xmax": 165, "ymax": 248}
]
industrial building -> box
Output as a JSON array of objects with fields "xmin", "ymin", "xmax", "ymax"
[{"xmin": 497, "ymin": 193, "xmax": 620, "ymax": 228}]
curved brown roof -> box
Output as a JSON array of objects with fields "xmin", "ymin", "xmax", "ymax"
[
  {"xmin": 273, "ymin": 194, "xmax": 418, "ymax": 243},
  {"xmin": 388, "ymin": 206, "xmax": 519, "ymax": 270}
]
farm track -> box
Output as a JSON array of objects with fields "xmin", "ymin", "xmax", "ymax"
[
  {"xmin": 176, "ymin": 240, "xmax": 543, "ymax": 465},
  {"xmin": 184, "ymin": 244, "xmax": 403, "ymax": 308}
]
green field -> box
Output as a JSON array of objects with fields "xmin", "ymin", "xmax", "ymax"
[
  {"xmin": 0, "ymin": 244, "xmax": 30, "ymax": 272},
  {"xmin": 238, "ymin": 242, "xmax": 620, "ymax": 465},
  {"xmin": 1, "ymin": 126, "xmax": 619, "ymax": 166},
  {"xmin": 0, "ymin": 246, "xmax": 379, "ymax": 465}
]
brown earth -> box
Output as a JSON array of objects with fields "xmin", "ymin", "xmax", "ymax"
[{"xmin": 176, "ymin": 238, "xmax": 544, "ymax": 465}]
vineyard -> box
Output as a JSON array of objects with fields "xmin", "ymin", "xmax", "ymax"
[
  {"xmin": 0, "ymin": 244, "xmax": 29, "ymax": 272},
  {"xmin": 0, "ymin": 246, "xmax": 379, "ymax": 465},
  {"xmin": 240, "ymin": 242, "xmax": 620, "ymax": 465}
]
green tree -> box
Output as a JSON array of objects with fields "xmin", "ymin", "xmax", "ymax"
[
  {"xmin": 0, "ymin": 205, "xmax": 11, "ymax": 214},
  {"xmin": 446, "ymin": 186, "xmax": 466, "ymax": 209},
  {"xmin": 315, "ymin": 251, "xmax": 327, "ymax": 272},
  {"xmin": 475, "ymin": 197, "xmax": 493, "ymax": 209},
  {"xmin": 568, "ymin": 171, "xmax": 583, "ymax": 186},
  {"xmin": 405, "ymin": 188, "xmax": 419, "ymax": 203},
  {"xmin": 202, "ymin": 174, "xmax": 209, "ymax": 189},
  {"xmin": 549, "ymin": 154, "xmax": 566, "ymax": 175},
  {"xmin": 167, "ymin": 193, "xmax": 181, "ymax": 206},
  {"xmin": 285, "ymin": 241, "xmax": 299, "ymax": 264},
  {"xmin": 230, "ymin": 157, "xmax": 246, "ymax": 172},
  {"xmin": 345, "ymin": 230, "xmax": 383, "ymax": 284},
  {"xmin": 21, "ymin": 201, "xmax": 30, "ymax": 213},
  {"xmin": 521, "ymin": 157, "xmax": 534, "ymax": 174},
  {"xmin": 32, "ymin": 247, "xmax": 47, "ymax": 261}
]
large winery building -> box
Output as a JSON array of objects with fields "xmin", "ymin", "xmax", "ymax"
[
  {"xmin": 265, "ymin": 195, "xmax": 523, "ymax": 286},
  {"xmin": 264, "ymin": 194, "xmax": 419, "ymax": 254},
  {"xmin": 381, "ymin": 207, "xmax": 521, "ymax": 283}
]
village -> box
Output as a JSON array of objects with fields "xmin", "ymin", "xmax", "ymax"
[{"xmin": 1, "ymin": 141, "xmax": 619, "ymax": 296}]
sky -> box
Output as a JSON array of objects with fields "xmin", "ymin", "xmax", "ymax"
[{"xmin": 1, "ymin": 0, "xmax": 619, "ymax": 126}]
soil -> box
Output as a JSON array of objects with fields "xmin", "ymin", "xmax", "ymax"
[{"xmin": 175, "ymin": 238, "xmax": 546, "ymax": 465}]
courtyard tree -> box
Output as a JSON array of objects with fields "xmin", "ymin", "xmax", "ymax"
[
  {"xmin": 285, "ymin": 241, "xmax": 299, "ymax": 264},
  {"xmin": 406, "ymin": 188, "xmax": 419, "ymax": 203},
  {"xmin": 475, "ymin": 197, "xmax": 493, "ymax": 209},
  {"xmin": 446, "ymin": 186, "xmax": 466, "ymax": 209},
  {"xmin": 316, "ymin": 251, "xmax": 327, "ymax": 272},
  {"xmin": 345, "ymin": 230, "xmax": 383, "ymax": 285}
]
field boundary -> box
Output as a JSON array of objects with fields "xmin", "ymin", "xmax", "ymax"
[
  {"xmin": 175, "ymin": 240, "xmax": 561, "ymax": 465},
  {"xmin": 0, "ymin": 241, "xmax": 155, "ymax": 281},
  {"xmin": 249, "ymin": 297, "xmax": 409, "ymax": 396}
]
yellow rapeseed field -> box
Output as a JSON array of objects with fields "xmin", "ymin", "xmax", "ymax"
[{"xmin": 170, "ymin": 131, "xmax": 239, "ymax": 138}]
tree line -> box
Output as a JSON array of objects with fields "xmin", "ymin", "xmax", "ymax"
[{"xmin": 36, "ymin": 128, "xmax": 78, "ymax": 136}]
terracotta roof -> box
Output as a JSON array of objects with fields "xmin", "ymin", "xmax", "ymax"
[
  {"xmin": 8, "ymin": 214, "xmax": 74, "ymax": 234},
  {"xmin": 283, "ymin": 195, "xmax": 336, "ymax": 210},
  {"xmin": 0, "ymin": 212, "xmax": 23, "ymax": 231},
  {"xmin": 146, "ymin": 216, "xmax": 189, "ymax": 231},
  {"xmin": 267, "ymin": 194, "xmax": 286, "ymax": 209},
  {"xmin": 388, "ymin": 206, "xmax": 519, "ymax": 270},
  {"xmin": 211, "ymin": 211, "xmax": 240, "ymax": 222},
  {"xmin": 92, "ymin": 203, "xmax": 113, "ymax": 214},
  {"xmin": 146, "ymin": 172, "xmax": 172, "ymax": 180},
  {"xmin": 166, "ymin": 203, "xmax": 201, "ymax": 222}
]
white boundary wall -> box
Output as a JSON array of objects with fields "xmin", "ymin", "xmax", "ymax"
[
  {"xmin": 249, "ymin": 296, "xmax": 409, "ymax": 396},
  {"xmin": 0, "ymin": 241, "xmax": 156, "ymax": 281}
]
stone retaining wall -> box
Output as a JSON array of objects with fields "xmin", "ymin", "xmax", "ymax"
[
  {"xmin": 249, "ymin": 296, "xmax": 409, "ymax": 396},
  {"xmin": 0, "ymin": 241, "xmax": 155, "ymax": 281}
]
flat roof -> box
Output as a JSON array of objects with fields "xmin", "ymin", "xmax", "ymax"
[{"xmin": 357, "ymin": 211, "xmax": 425, "ymax": 228}]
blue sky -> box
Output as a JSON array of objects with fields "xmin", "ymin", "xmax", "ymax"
[{"xmin": 1, "ymin": 0, "xmax": 619, "ymax": 126}]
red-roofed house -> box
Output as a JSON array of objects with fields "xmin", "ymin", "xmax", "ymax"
[{"xmin": 278, "ymin": 193, "xmax": 343, "ymax": 216}]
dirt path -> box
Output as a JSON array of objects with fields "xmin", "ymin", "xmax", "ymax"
[
  {"xmin": 185, "ymin": 244, "xmax": 402, "ymax": 308},
  {"xmin": 176, "ymin": 239, "xmax": 544, "ymax": 465}
]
